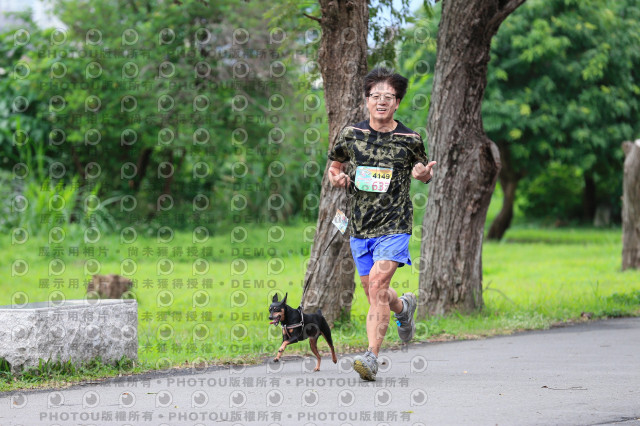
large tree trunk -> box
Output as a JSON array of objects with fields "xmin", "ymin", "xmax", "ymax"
[
  {"xmin": 161, "ymin": 148, "xmax": 186, "ymax": 196},
  {"xmin": 418, "ymin": 0, "xmax": 525, "ymax": 318},
  {"xmin": 583, "ymin": 174, "xmax": 597, "ymax": 222},
  {"xmin": 487, "ymin": 174, "xmax": 519, "ymax": 240},
  {"xmin": 622, "ymin": 140, "xmax": 640, "ymax": 270},
  {"xmin": 301, "ymin": 0, "xmax": 369, "ymax": 324},
  {"xmin": 487, "ymin": 144, "xmax": 522, "ymax": 240},
  {"xmin": 131, "ymin": 147, "xmax": 152, "ymax": 191}
]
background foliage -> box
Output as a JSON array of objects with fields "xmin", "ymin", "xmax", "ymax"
[
  {"xmin": 394, "ymin": 0, "xmax": 640, "ymax": 229},
  {"xmin": 0, "ymin": 0, "xmax": 328, "ymax": 237}
]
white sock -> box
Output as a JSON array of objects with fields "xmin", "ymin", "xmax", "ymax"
[{"xmin": 399, "ymin": 298, "xmax": 408, "ymax": 316}]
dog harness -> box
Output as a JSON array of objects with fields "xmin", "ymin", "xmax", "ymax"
[{"xmin": 282, "ymin": 307, "xmax": 304, "ymax": 338}]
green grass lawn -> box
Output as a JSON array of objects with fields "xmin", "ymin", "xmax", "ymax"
[{"xmin": 1, "ymin": 216, "xmax": 639, "ymax": 391}]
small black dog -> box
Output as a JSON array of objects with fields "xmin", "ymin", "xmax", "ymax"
[{"xmin": 269, "ymin": 293, "xmax": 337, "ymax": 371}]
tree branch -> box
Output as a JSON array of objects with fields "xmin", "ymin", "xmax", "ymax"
[
  {"xmin": 303, "ymin": 13, "xmax": 322, "ymax": 23},
  {"xmin": 128, "ymin": 0, "xmax": 139, "ymax": 14},
  {"xmin": 238, "ymin": 88, "xmax": 270, "ymax": 115},
  {"xmin": 499, "ymin": 0, "xmax": 527, "ymax": 17},
  {"xmin": 488, "ymin": 0, "xmax": 526, "ymax": 31}
]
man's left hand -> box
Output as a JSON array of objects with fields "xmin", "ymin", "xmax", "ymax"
[{"xmin": 412, "ymin": 161, "xmax": 437, "ymax": 183}]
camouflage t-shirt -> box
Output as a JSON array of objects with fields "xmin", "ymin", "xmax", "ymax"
[{"xmin": 328, "ymin": 120, "xmax": 429, "ymax": 238}]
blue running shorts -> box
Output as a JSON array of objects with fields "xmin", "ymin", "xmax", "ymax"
[{"xmin": 349, "ymin": 233, "xmax": 412, "ymax": 277}]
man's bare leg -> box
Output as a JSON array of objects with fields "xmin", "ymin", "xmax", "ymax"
[{"xmin": 362, "ymin": 260, "xmax": 400, "ymax": 356}]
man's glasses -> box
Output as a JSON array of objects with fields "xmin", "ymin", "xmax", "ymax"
[{"xmin": 368, "ymin": 93, "xmax": 396, "ymax": 102}]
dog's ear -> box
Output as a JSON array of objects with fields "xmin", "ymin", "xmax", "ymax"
[
  {"xmin": 272, "ymin": 293, "xmax": 279, "ymax": 303},
  {"xmin": 283, "ymin": 293, "xmax": 288, "ymax": 304}
]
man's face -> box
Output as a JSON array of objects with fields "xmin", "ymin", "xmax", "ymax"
[{"xmin": 366, "ymin": 82, "xmax": 398, "ymax": 124}]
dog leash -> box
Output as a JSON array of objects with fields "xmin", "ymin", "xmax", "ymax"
[{"xmin": 300, "ymin": 182, "xmax": 352, "ymax": 311}]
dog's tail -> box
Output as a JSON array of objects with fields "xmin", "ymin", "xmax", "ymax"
[{"xmin": 317, "ymin": 309, "xmax": 334, "ymax": 347}]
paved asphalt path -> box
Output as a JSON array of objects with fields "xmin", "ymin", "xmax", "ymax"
[{"xmin": 1, "ymin": 317, "xmax": 639, "ymax": 426}]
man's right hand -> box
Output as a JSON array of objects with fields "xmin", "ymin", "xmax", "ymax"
[{"xmin": 328, "ymin": 164, "xmax": 350, "ymax": 188}]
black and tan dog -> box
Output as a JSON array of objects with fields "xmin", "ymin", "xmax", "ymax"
[{"xmin": 269, "ymin": 293, "xmax": 337, "ymax": 371}]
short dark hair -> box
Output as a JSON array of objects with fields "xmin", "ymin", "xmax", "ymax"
[{"xmin": 363, "ymin": 67, "xmax": 409, "ymax": 101}]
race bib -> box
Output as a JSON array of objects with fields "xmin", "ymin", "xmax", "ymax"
[{"xmin": 355, "ymin": 166, "xmax": 393, "ymax": 192}]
